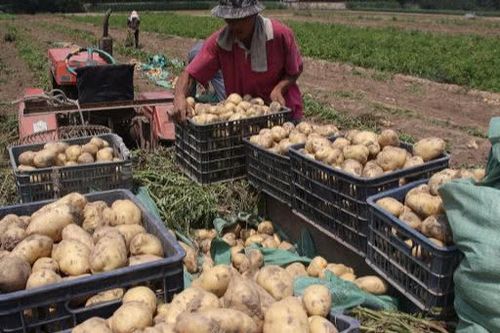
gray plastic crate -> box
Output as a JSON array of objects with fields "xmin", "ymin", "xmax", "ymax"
[
  {"xmin": 0, "ymin": 189, "xmax": 185, "ymax": 333},
  {"xmin": 9, "ymin": 134, "xmax": 132, "ymax": 202}
]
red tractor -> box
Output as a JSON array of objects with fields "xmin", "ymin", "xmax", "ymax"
[{"xmin": 17, "ymin": 12, "xmax": 175, "ymax": 149}]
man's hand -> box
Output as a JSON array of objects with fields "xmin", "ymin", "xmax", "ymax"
[
  {"xmin": 171, "ymin": 95, "xmax": 191, "ymax": 123},
  {"xmin": 270, "ymin": 85, "xmax": 286, "ymax": 106}
]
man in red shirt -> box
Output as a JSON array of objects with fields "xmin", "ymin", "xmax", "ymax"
[{"xmin": 172, "ymin": 0, "xmax": 304, "ymax": 121}]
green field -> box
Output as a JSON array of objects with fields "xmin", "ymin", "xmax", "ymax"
[{"xmin": 70, "ymin": 12, "xmax": 500, "ymax": 92}]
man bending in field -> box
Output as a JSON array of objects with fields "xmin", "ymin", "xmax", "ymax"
[{"xmin": 171, "ymin": 0, "xmax": 304, "ymax": 121}]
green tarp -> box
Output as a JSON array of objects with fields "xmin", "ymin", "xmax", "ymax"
[{"xmin": 440, "ymin": 117, "xmax": 500, "ymax": 333}]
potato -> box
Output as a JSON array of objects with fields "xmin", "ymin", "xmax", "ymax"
[
  {"xmin": 76, "ymin": 152, "xmax": 94, "ymax": 164},
  {"xmin": 315, "ymin": 124, "xmax": 339, "ymax": 137},
  {"xmin": 110, "ymin": 301, "xmax": 153, "ymax": 333},
  {"xmin": 344, "ymin": 129, "xmax": 360, "ymax": 142},
  {"xmin": 53, "ymin": 239, "xmax": 91, "ymax": 276},
  {"xmin": 309, "ymin": 315, "xmax": 339, "ymax": 333},
  {"xmin": 270, "ymin": 126, "xmax": 287, "ymax": 142},
  {"xmin": 278, "ymin": 241, "xmax": 294, "ymax": 251},
  {"xmin": 405, "ymin": 192, "xmax": 443, "ymax": 218},
  {"xmin": 428, "ymin": 169, "xmax": 457, "ymax": 195},
  {"xmin": 32, "ymin": 257, "xmax": 59, "ymax": 273},
  {"xmin": 277, "ymin": 139, "xmax": 292, "ymax": 155},
  {"xmin": 378, "ymin": 129, "xmax": 400, "ymax": 148},
  {"xmin": 89, "ymin": 137, "xmax": 105, "ymax": 149},
  {"xmin": 315, "ymin": 147, "xmax": 343, "ymax": 166},
  {"xmin": 403, "ymin": 156, "xmax": 424, "ymax": 169},
  {"xmin": 297, "ymin": 122, "xmax": 314, "ymax": 135},
  {"xmin": 343, "ymin": 145, "xmax": 369, "ymax": 164},
  {"xmin": 113, "ymin": 224, "xmax": 146, "ymax": 248},
  {"xmin": 179, "ymin": 242, "xmax": 198, "ymax": 273},
  {"xmin": 110, "ymin": 199, "xmax": 141, "ymax": 226},
  {"xmin": 227, "ymin": 93, "xmax": 243, "ymax": 105},
  {"xmin": 329, "ymin": 138, "xmax": 348, "ymax": 152},
  {"xmin": 192, "ymin": 264, "xmax": 232, "ymax": 297},
  {"xmin": 232, "ymin": 253, "xmax": 250, "ymax": 273},
  {"xmin": 263, "ymin": 297, "xmax": 309, "ymax": 333},
  {"xmin": 250, "ymin": 97, "xmax": 265, "ymax": 105},
  {"xmin": 257, "ymin": 221, "xmax": 274, "ymax": 235},
  {"xmin": 82, "ymin": 201, "xmax": 108, "ymax": 233},
  {"xmin": 230, "ymin": 245, "xmax": 244, "ymax": 258},
  {"xmin": 90, "ymin": 232, "xmax": 128, "ymax": 273},
  {"xmin": 186, "ymin": 96, "xmax": 195, "ymax": 108},
  {"xmin": 223, "ymin": 274, "xmax": 265, "ymax": 329},
  {"xmin": 17, "ymin": 165, "xmax": 36, "ymax": 172},
  {"xmin": 61, "ymin": 224, "xmax": 93, "ymax": 250},
  {"xmin": 352, "ymin": 131, "xmax": 378, "ymax": 148},
  {"xmin": 285, "ymin": 262, "xmax": 308, "ymax": 280},
  {"xmin": 456, "ymin": 169, "xmax": 474, "ymax": 180},
  {"xmin": 256, "ymin": 265, "xmax": 293, "ymax": 300},
  {"xmin": 26, "ymin": 269, "xmax": 62, "ymax": 289},
  {"xmin": 305, "ymin": 137, "xmax": 331, "ymax": 154},
  {"xmin": 307, "ymin": 256, "xmax": 328, "ymax": 277},
  {"xmin": 11, "ymin": 234, "xmax": 53, "ymax": 265},
  {"xmin": 0, "ymin": 255, "xmax": 31, "ymax": 292},
  {"xmin": 129, "ymin": 254, "xmax": 163, "ymax": 266},
  {"xmin": 122, "ymin": 286, "xmax": 157, "ymax": 313},
  {"xmin": 33, "ymin": 149, "xmax": 56, "ymax": 168},
  {"xmin": 287, "ymin": 131, "xmax": 306, "ymax": 145},
  {"xmin": 354, "ymin": 276, "xmax": 387, "ymax": 295},
  {"xmin": 421, "ymin": 215, "xmax": 453, "ymax": 244},
  {"xmin": 269, "ymin": 101, "xmax": 282, "ymax": 113},
  {"xmin": 376, "ymin": 146, "xmax": 407, "ymax": 171},
  {"xmin": 342, "ymin": 159, "xmax": 363, "ymax": 177},
  {"xmin": 413, "ymin": 137, "xmax": 446, "ymax": 161},
  {"xmin": 1, "ymin": 225, "xmax": 26, "ymax": 251},
  {"xmin": 245, "ymin": 234, "xmax": 265, "ymax": 247},
  {"xmin": 303, "ymin": 284, "xmax": 332, "ymax": 317},
  {"xmin": 73, "ymin": 317, "xmax": 112, "ymax": 333},
  {"xmin": 319, "ymin": 263, "xmax": 353, "ymax": 278},
  {"xmin": 63, "ymin": 145, "xmax": 81, "ymax": 162},
  {"xmin": 27, "ymin": 204, "xmax": 76, "ymax": 242},
  {"xmin": 247, "ymin": 249, "xmax": 264, "ymax": 271},
  {"xmin": 399, "ymin": 207, "xmax": 422, "ymax": 230},
  {"xmin": 376, "ymin": 198, "xmax": 404, "ymax": 217},
  {"xmin": 130, "ymin": 233, "xmax": 163, "ymax": 257},
  {"xmin": 175, "ymin": 308, "xmax": 259, "ymax": 333},
  {"xmin": 85, "ymin": 288, "xmax": 124, "ymax": 307},
  {"xmin": 0, "ymin": 214, "xmax": 23, "ymax": 234},
  {"xmin": 262, "ymin": 237, "xmax": 279, "ymax": 248},
  {"xmin": 282, "ymin": 121, "xmax": 295, "ymax": 133},
  {"xmin": 472, "ymin": 168, "xmax": 486, "ymax": 182},
  {"xmin": 194, "ymin": 229, "xmax": 217, "ymax": 241},
  {"xmin": 156, "ymin": 287, "xmax": 220, "ymax": 325},
  {"xmin": 150, "ymin": 323, "xmax": 175, "ymax": 333},
  {"xmin": 96, "ymin": 147, "xmax": 114, "ymax": 162},
  {"xmin": 362, "ymin": 160, "xmax": 384, "ymax": 178},
  {"xmin": 79, "ymin": 143, "xmax": 98, "ymax": 156},
  {"xmin": 339, "ymin": 272, "xmax": 356, "ymax": 281},
  {"xmin": 18, "ymin": 151, "xmax": 35, "ymax": 166}
]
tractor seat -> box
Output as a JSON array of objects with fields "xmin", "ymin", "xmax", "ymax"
[{"xmin": 75, "ymin": 64, "xmax": 135, "ymax": 104}]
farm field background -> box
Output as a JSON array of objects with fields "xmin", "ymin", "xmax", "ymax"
[{"xmin": 1, "ymin": 8, "xmax": 499, "ymax": 172}]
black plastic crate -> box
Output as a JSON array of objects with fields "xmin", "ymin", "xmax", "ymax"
[
  {"xmin": 330, "ymin": 312, "xmax": 360, "ymax": 333},
  {"xmin": 289, "ymin": 140, "xmax": 450, "ymax": 256},
  {"xmin": 174, "ymin": 109, "xmax": 291, "ymax": 185},
  {"xmin": 0, "ymin": 190, "xmax": 185, "ymax": 333},
  {"xmin": 244, "ymin": 138, "xmax": 291, "ymax": 205},
  {"xmin": 366, "ymin": 180, "xmax": 461, "ymax": 312},
  {"xmin": 9, "ymin": 134, "xmax": 132, "ymax": 203}
]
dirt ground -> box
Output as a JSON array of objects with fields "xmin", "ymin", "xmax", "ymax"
[{"xmin": 1, "ymin": 14, "xmax": 498, "ymax": 167}]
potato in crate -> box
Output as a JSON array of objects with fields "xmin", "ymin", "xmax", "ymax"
[
  {"xmin": 175, "ymin": 94, "xmax": 292, "ymax": 185},
  {"xmin": 0, "ymin": 190, "xmax": 184, "ymax": 333},
  {"xmin": 290, "ymin": 130, "xmax": 450, "ymax": 256},
  {"xmin": 9, "ymin": 134, "xmax": 132, "ymax": 202}
]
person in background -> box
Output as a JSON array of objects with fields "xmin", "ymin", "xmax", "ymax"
[
  {"xmin": 127, "ymin": 10, "xmax": 140, "ymax": 48},
  {"xmin": 171, "ymin": 0, "xmax": 304, "ymax": 121},
  {"xmin": 187, "ymin": 40, "xmax": 226, "ymax": 103}
]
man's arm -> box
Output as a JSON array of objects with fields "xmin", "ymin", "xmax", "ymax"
[
  {"xmin": 171, "ymin": 71, "xmax": 195, "ymax": 122},
  {"xmin": 270, "ymin": 70, "xmax": 302, "ymax": 106}
]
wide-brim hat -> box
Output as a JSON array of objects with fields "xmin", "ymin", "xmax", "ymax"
[{"xmin": 211, "ymin": 0, "xmax": 265, "ymax": 19}]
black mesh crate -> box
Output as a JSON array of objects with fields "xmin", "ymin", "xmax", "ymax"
[
  {"xmin": 366, "ymin": 180, "xmax": 462, "ymax": 312},
  {"xmin": 289, "ymin": 139, "xmax": 450, "ymax": 256},
  {"xmin": 0, "ymin": 189, "xmax": 184, "ymax": 333},
  {"xmin": 174, "ymin": 109, "xmax": 291, "ymax": 185},
  {"xmin": 244, "ymin": 138, "xmax": 291, "ymax": 205},
  {"xmin": 329, "ymin": 312, "xmax": 360, "ymax": 333},
  {"xmin": 9, "ymin": 134, "xmax": 132, "ymax": 203}
]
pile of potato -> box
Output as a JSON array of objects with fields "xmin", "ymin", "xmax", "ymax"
[
  {"xmin": 187, "ymin": 93, "xmax": 282, "ymax": 125},
  {"xmin": 296, "ymin": 129, "xmax": 449, "ymax": 178},
  {"xmin": 376, "ymin": 167, "xmax": 485, "ymax": 251},
  {"xmin": 249, "ymin": 121, "xmax": 340, "ymax": 155},
  {"xmin": 17, "ymin": 136, "xmax": 120, "ymax": 172},
  {"xmin": 0, "ymin": 192, "xmax": 165, "ymax": 293}
]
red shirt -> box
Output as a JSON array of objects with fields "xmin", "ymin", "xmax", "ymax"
[{"xmin": 186, "ymin": 19, "xmax": 303, "ymax": 119}]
